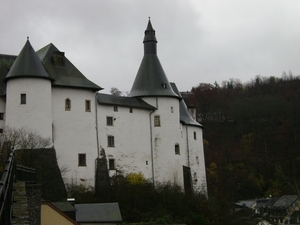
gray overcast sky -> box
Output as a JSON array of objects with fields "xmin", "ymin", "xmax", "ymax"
[{"xmin": 1, "ymin": 0, "xmax": 300, "ymax": 94}]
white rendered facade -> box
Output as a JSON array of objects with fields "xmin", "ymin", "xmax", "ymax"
[{"xmin": 0, "ymin": 21, "xmax": 207, "ymax": 193}]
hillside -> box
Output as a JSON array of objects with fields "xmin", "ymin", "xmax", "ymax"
[{"xmin": 184, "ymin": 73, "xmax": 300, "ymax": 201}]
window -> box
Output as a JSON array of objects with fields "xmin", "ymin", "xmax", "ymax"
[
  {"xmin": 113, "ymin": 106, "xmax": 118, "ymax": 112},
  {"xmin": 154, "ymin": 115, "xmax": 160, "ymax": 127},
  {"xmin": 0, "ymin": 113, "xmax": 4, "ymax": 120},
  {"xmin": 65, "ymin": 98, "xmax": 71, "ymax": 111},
  {"xmin": 106, "ymin": 116, "xmax": 113, "ymax": 126},
  {"xmin": 109, "ymin": 159, "xmax": 115, "ymax": 170},
  {"xmin": 129, "ymin": 108, "xmax": 133, "ymax": 113},
  {"xmin": 78, "ymin": 154, "xmax": 86, "ymax": 166},
  {"xmin": 171, "ymin": 107, "xmax": 174, "ymax": 113},
  {"xmin": 0, "ymin": 129, "xmax": 3, "ymax": 133},
  {"xmin": 21, "ymin": 94, "xmax": 26, "ymax": 104},
  {"xmin": 194, "ymin": 172, "xmax": 198, "ymax": 182},
  {"xmin": 196, "ymin": 156, "xmax": 199, "ymax": 164},
  {"xmin": 108, "ymin": 135, "xmax": 115, "ymax": 147},
  {"xmin": 175, "ymin": 144, "xmax": 180, "ymax": 155},
  {"xmin": 194, "ymin": 132, "xmax": 197, "ymax": 140},
  {"xmin": 85, "ymin": 100, "xmax": 91, "ymax": 112}
]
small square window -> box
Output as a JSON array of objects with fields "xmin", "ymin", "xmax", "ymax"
[
  {"xmin": 107, "ymin": 116, "xmax": 113, "ymax": 126},
  {"xmin": 113, "ymin": 106, "xmax": 118, "ymax": 112},
  {"xmin": 108, "ymin": 136, "xmax": 115, "ymax": 147},
  {"xmin": 78, "ymin": 154, "xmax": 86, "ymax": 166},
  {"xmin": 85, "ymin": 100, "xmax": 91, "ymax": 112},
  {"xmin": 109, "ymin": 159, "xmax": 115, "ymax": 170},
  {"xmin": 21, "ymin": 94, "xmax": 26, "ymax": 104},
  {"xmin": 129, "ymin": 108, "xmax": 133, "ymax": 113},
  {"xmin": 0, "ymin": 113, "xmax": 4, "ymax": 120},
  {"xmin": 175, "ymin": 144, "xmax": 180, "ymax": 155},
  {"xmin": 65, "ymin": 98, "xmax": 71, "ymax": 111},
  {"xmin": 194, "ymin": 132, "xmax": 197, "ymax": 140},
  {"xmin": 154, "ymin": 115, "xmax": 160, "ymax": 127},
  {"xmin": 0, "ymin": 129, "xmax": 3, "ymax": 133}
]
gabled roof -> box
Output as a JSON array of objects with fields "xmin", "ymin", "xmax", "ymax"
[
  {"xmin": 42, "ymin": 202, "xmax": 79, "ymax": 225},
  {"xmin": 171, "ymin": 83, "xmax": 203, "ymax": 128},
  {"xmin": 75, "ymin": 202, "xmax": 122, "ymax": 223},
  {"xmin": 273, "ymin": 195, "xmax": 298, "ymax": 208},
  {"xmin": 97, "ymin": 93, "xmax": 156, "ymax": 110},
  {"xmin": 36, "ymin": 43, "xmax": 102, "ymax": 91},
  {"xmin": 128, "ymin": 19, "xmax": 179, "ymax": 99},
  {"xmin": 5, "ymin": 40, "xmax": 53, "ymax": 82}
]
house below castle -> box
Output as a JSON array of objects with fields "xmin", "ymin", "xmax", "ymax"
[{"xmin": 0, "ymin": 19, "xmax": 207, "ymax": 193}]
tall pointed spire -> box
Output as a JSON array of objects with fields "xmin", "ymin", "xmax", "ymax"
[
  {"xmin": 5, "ymin": 39, "xmax": 53, "ymax": 82},
  {"xmin": 143, "ymin": 18, "xmax": 157, "ymax": 54},
  {"xmin": 128, "ymin": 19, "xmax": 179, "ymax": 99}
]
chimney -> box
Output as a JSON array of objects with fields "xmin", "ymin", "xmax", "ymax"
[{"xmin": 52, "ymin": 51, "xmax": 65, "ymax": 67}]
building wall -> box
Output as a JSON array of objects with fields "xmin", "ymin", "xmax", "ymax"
[
  {"xmin": 52, "ymin": 87, "xmax": 98, "ymax": 186},
  {"xmin": 182, "ymin": 125, "xmax": 207, "ymax": 193},
  {"xmin": 5, "ymin": 78, "xmax": 53, "ymax": 140},
  {"xmin": 97, "ymin": 103, "xmax": 153, "ymax": 180},
  {"xmin": 140, "ymin": 97, "xmax": 184, "ymax": 186},
  {"xmin": 41, "ymin": 203, "xmax": 77, "ymax": 225},
  {"xmin": 2, "ymin": 77, "xmax": 206, "ymax": 193}
]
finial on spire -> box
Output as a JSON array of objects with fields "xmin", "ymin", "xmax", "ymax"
[{"xmin": 27, "ymin": 36, "xmax": 29, "ymax": 40}]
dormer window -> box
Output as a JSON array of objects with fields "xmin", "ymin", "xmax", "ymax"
[
  {"xmin": 161, "ymin": 82, "xmax": 167, "ymax": 89},
  {"xmin": 53, "ymin": 51, "xmax": 65, "ymax": 67}
]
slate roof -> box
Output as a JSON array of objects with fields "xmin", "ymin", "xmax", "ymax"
[
  {"xmin": 36, "ymin": 43, "xmax": 102, "ymax": 91},
  {"xmin": 128, "ymin": 19, "xmax": 179, "ymax": 99},
  {"xmin": 75, "ymin": 202, "xmax": 122, "ymax": 223},
  {"xmin": 97, "ymin": 93, "xmax": 156, "ymax": 110},
  {"xmin": 171, "ymin": 83, "xmax": 203, "ymax": 128},
  {"xmin": 51, "ymin": 202, "xmax": 76, "ymax": 212},
  {"xmin": 0, "ymin": 40, "xmax": 102, "ymax": 95},
  {"xmin": 5, "ymin": 40, "xmax": 53, "ymax": 82},
  {"xmin": 273, "ymin": 195, "xmax": 298, "ymax": 208}
]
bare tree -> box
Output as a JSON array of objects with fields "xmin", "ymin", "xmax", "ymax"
[
  {"xmin": 0, "ymin": 126, "xmax": 52, "ymax": 168},
  {"xmin": 110, "ymin": 87, "xmax": 122, "ymax": 96}
]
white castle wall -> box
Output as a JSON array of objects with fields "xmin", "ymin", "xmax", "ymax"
[
  {"xmin": 182, "ymin": 125, "xmax": 207, "ymax": 193},
  {"xmin": 141, "ymin": 97, "xmax": 184, "ymax": 186},
  {"xmin": 97, "ymin": 103, "xmax": 153, "ymax": 180},
  {"xmin": 52, "ymin": 87, "xmax": 98, "ymax": 186},
  {"xmin": 5, "ymin": 78, "xmax": 53, "ymax": 140}
]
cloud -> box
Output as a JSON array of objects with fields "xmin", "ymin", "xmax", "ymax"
[{"xmin": 1, "ymin": 0, "xmax": 300, "ymax": 93}]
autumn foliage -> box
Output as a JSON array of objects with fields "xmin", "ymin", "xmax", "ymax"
[{"xmin": 184, "ymin": 73, "xmax": 300, "ymax": 201}]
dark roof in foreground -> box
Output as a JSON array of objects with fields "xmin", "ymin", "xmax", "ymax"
[
  {"xmin": 75, "ymin": 202, "xmax": 122, "ymax": 223},
  {"xmin": 171, "ymin": 83, "xmax": 203, "ymax": 128},
  {"xmin": 97, "ymin": 93, "xmax": 156, "ymax": 110},
  {"xmin": 50, "ymin": 202, "xmax": 76, "ymax": 212}
]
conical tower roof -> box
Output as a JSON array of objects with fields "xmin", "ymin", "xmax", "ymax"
[
  {"xmin": 128, "ymin": 19, "xmax": 179, "ymax": 99},
  {"xmin": 5, "ymin": 39, "xmax": 53, "ymax": 82}
]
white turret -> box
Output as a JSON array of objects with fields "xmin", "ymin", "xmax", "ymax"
[{"xmin": 5, "ymin": 39, "xmax": 53, "ymax": 142}]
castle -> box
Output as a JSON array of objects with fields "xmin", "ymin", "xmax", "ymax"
[{"xmin": 0, "ymin": 20, "xmax": 206, "ymax": 193}]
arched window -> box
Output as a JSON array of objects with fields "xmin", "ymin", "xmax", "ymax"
[
  {"xmin": 175, "ymin": 144, "xmax": 180, "ymax": 155},
  {"xmin": 194, "ymin": 172, "xmax": 198, "ymax": 182},
  {"xmin": 65, "ymin": 98, "xmax": 71, "ymax": 111}
]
